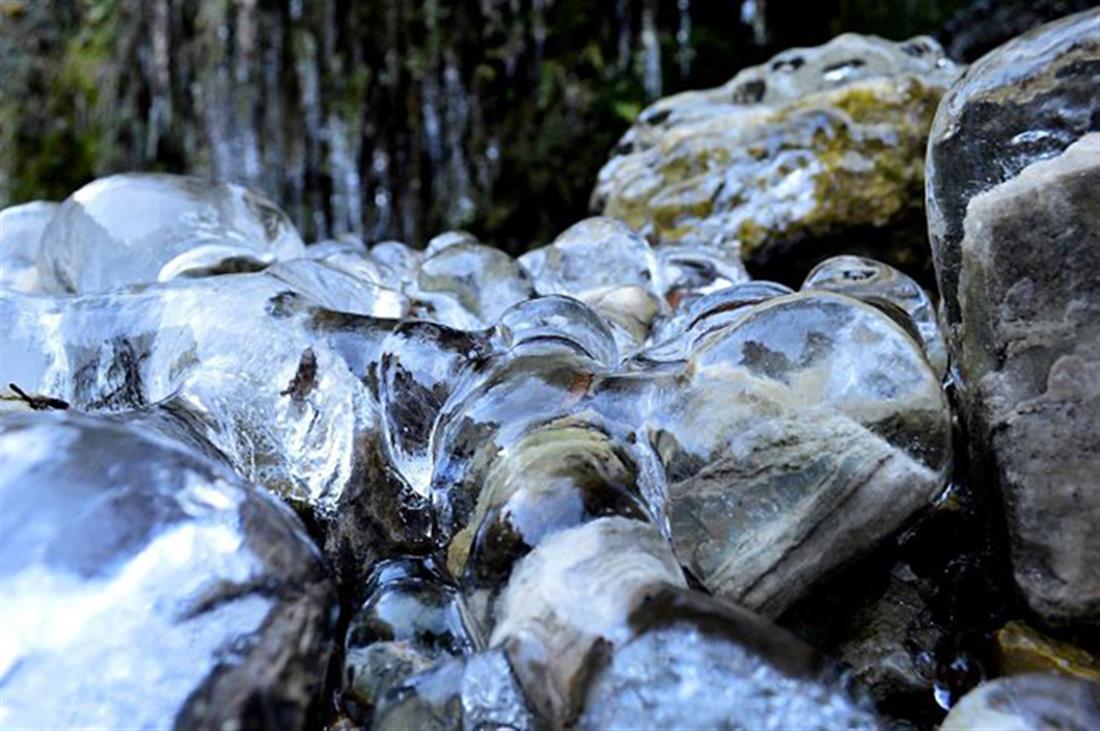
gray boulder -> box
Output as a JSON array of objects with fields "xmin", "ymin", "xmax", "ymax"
[
  {"xmin": 925, "ymin": 9, "xmax": 1100, "ymax": 625},
  {"xmin": 955, "ymin": 134, "xmax": 1100, "ymax": 623},
  {"xmin": 0, "ymin": 410, "xmax": 335, "ymax": 729}
]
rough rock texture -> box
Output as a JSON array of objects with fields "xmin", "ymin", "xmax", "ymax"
[
  {"xmin": 940, "ymin": 673, "xmax": 1100, "ymax": 731},
  {"xmin": 995, "ymin": 621, "xmax": 1100, "ymax": 681},
  {"xmin": 955, "ymin": 134, "xmax": 1100, "ymax": 623},
  {"xmin": 926, "ymin": 9, "xmax": 1100, "ymax": 625},
  {"xmin": 0, "ymin": 410, "xmax": 335, "ymax": 729},
  {"xmin": 594, "ymin": 33, "xmax": 960, "ymax": 273},
  {"xmin": 927, "ymin": 9, "xmax": 1100, "ymax": 335}
]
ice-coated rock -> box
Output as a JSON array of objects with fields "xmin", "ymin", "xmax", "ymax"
[
  {"xmin": 36, "ymin": 173, "xmax": 305, "ymax": 293},
  {"xmin": 496, "ymin": 294, "xmax": 621, "ymax": 368},
  {"xmin": 408, "ymin": 241, "xmax": 534, "ymax": 330},
  {"xmin": 658, "ymin": 290, "xmax": 950, "ymax": 616},
  {"xmin": 343, "ymin": 556, "xmax": 480, "ymax": 716},
  {"xmin": 927, "ymin": 9, "xmax": 1100, "ymax": 336},
  {"xmin": 0, "ymin": 410, "xmax": 334, "ymax": 729},
  {"xmin": 488, "ymin": 517, "xmax": 686, "ymax": 725},
  {"xmin": 0, "ymin": 270, "xmax": 425, "ymax": 583},
  {"xmin": 371, "ymin": 648, "xmax": 535, "ymax": 731},
  {"xmin": 803, "ymin": 254, "xmax": 947, "ymax": 376},
  {"xmin": 377, "ymin": 320, "xmax": 495, "ymax": 498},
  {"xmin": 0, "ymin": 200, "xmax": 57, "ymax": 292},
  {"xmin": 950, "ymin": 134, "xmax": 1100, "ymax": 624},
  {"xmin": 369, "ymin": 239, "xmax": 423, "ymax": 289},
  {"xmin": 940, "ymin": 673, "xmax": 1100, "ymax": 731},
  {"xmin": 426, "ymin": 347, "xmax": 611, "ymax": 537},
  {"xmin": 266, "ymin": 258, "xmax": 408, "ymax": 318},
  {"xmin": 594, "ymin": 34, "xmax": 960, "ymax": 273},
  {"xmin": 575, "ymin": 586, "xmax": 879, "ymax": 730},
  {"xmin": 519, "ymin": 216, "xmax": 662, "ymax": 301},
  {"xmin": 653, "ymin": 241, "xmax": 750, "ymax": 310},
  {"xmin": 640, "ymin": 280, "xmax": 794, "ymax": 363},
  {"xmin": 452, "ymin": 419, "xmax": 653, "ymax": 594}
]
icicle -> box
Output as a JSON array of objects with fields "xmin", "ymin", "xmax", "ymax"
[
  {"xmin": 741, "ymin": 0, "xmax": 767, "ymax": 46},
  {"xmin": 676, "ymin": 0, "xmax": 693, "ymax": 79},
  {"xmin": 443, "ymin": 55, "xmax": 474, "ymax": 227},
  {"xmin": 641, "ymin": 0, "xmax": 662, "ymax": 100},
  {"xmin": 615, "ymin": 0, "xmax": 631, "ymax": 73}
]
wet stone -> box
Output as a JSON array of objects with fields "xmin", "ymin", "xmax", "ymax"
[
  {"xmin": 659, "ymin": 290, "xmax": 950, "ymax": 616},
  {"xmin": 594, "ymin": 33, "xmax": 960, "ymax": 274},
  {"xmin": 576, "ymin": 586, "xmax": 880, "ymax": 730},
  {"xmin": 994, "ymin": 621, "xmax": 1100, "ymax": 682},
  {"xmin": 343, "ymin": 556, "xmax": 480, "ymax": 717},
  {"xmin": 940, "ymin": 673, "xmax": 1100, "ymax": 731},
  {"xmin": 0, "ymin": 410, "xmax": 335, "ymax": 730}
]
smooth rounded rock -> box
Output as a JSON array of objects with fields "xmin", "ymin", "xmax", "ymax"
[{"xmin": 0, "ymin": 410, "xmax": 335, "ymax": 730}]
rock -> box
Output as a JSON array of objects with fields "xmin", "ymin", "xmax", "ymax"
[
  {"xmin": 372, "ymin": 648, "xmax": 535, "ymax": 731},
  {"xmin": 487, "ymin": 517, "xmax": 686, "ymax": 725},
  {"xmin": 830, "ymin": 563, "xmax": 940, "ymax": 703},
  {"xmin": 519, "ymin": 217, "xmax": 663, "ymax": 303},
  {"xmin": 952, "ymin": 134, "xmax": 1100, "ymax": 623},
  {"xmin": 0, "ymin": 410, "xmax": 335, "ymax": 729},
  {"xmin": 408, "ymin": 241, "xmax": 535, "ymax": 330},
  {"xmin": 658, "ymin": 290, "xmax": 951, "ymax": 616},
  {"xmin": 594, "ymin": 34, "xmax": 960, "ymax": 275},
  {"xmin": 36, "ymin": 173, "xmax": 305, "ymax": 293},
  {"xmin": 939, "ymin": 0, "xmax": 1099, "ymax": 63},
  {"xmin": 995, "ymin": 621, "xmax": 1100, "ymax": 681},
  {"xmin": 940, "ymin": 673, "xmax": 1100, "ymax": 731},
  {"xmin": 0, "ymin": 271, "xmax": 425, "ymax": 584},
  {"xmin": 0, "ymin": 200, "xmax": 57, "ymax": 292},
  {"xmin": 575, "ymin": 586, "xmax": 879, "ymax": 730},
  {"xmin": 927, "ymin": 9, "xmax": 1100, "ymax": 336},
  {"xmin": 802, "ymin": 254, "xmax": 947, "ymax": 377},
  {"xmin": 343, "ymin": 557, "xmax": 480, "ymax": 716}
]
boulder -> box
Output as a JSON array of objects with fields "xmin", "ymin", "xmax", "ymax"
[
  {"xmin": 594, "ymin": 34, "xmax": 960, "ymax": 277},
  {"xmin": 955, "ymin": 134, "xmax": 1100, "ymax": 623},
  {"xmin": 0, "ymin": 410, "xmax": 335, "ymax": 729}
]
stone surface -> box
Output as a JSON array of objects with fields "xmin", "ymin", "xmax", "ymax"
[
  {"xmin": 830, "ymin": 563, "xmax": 940, "ymax": 704},
  {"xmin": 927, "ymin": 9, "xmax": 1100, "ymax": 336},
  {"xmin": 594, "ymin": 33, "xmax": 960, "ymax": 272},
  {"xmin": 575, "ymin": 586, "xmax": 879, "ymax": 730},
  {"xmin": 0, "ymin": 200, "xmax": 57, "ymax": 292},
  {"xmin": 995, "ymin": 622, "xmax": 1100, "ymax": 682},
  {"xmin": 0, "ymin": 410, "xmax": 335, "ymax": 729},
  {"xmin": 940, "ymin": 673, "xmax": 1100, "ymax": 731},
  {"xmin": 488, "ymin": 517, "xmax": 686, "ymax": 725},
  {"xmin": 954, "ymin": 134, "xmax": 1100, "ymax": 623},
  {"xmin": 802, "ymin": 254, "xmax": 947, "ymax": 377},
  {"xmin": 657, "ymin": 290, "xmax": 951, "ymax": 616},
  {"xmin": 36, "ymin": 173, "xmax": 305, "ymax": 293}
]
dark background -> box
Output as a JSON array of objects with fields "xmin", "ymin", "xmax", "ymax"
[{"xmin": 1, "ymin": 0, "xmax": 1093, "ymax": 252}]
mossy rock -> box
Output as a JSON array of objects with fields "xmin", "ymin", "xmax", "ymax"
[{"xmin": 593, "ymin": 33, "xmax": 961, "ymax": 282}]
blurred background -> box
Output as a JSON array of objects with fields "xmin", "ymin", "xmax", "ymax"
[{"xmin": 1, "ymin": 0, "xmax": 1093, "ymax": 253}]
